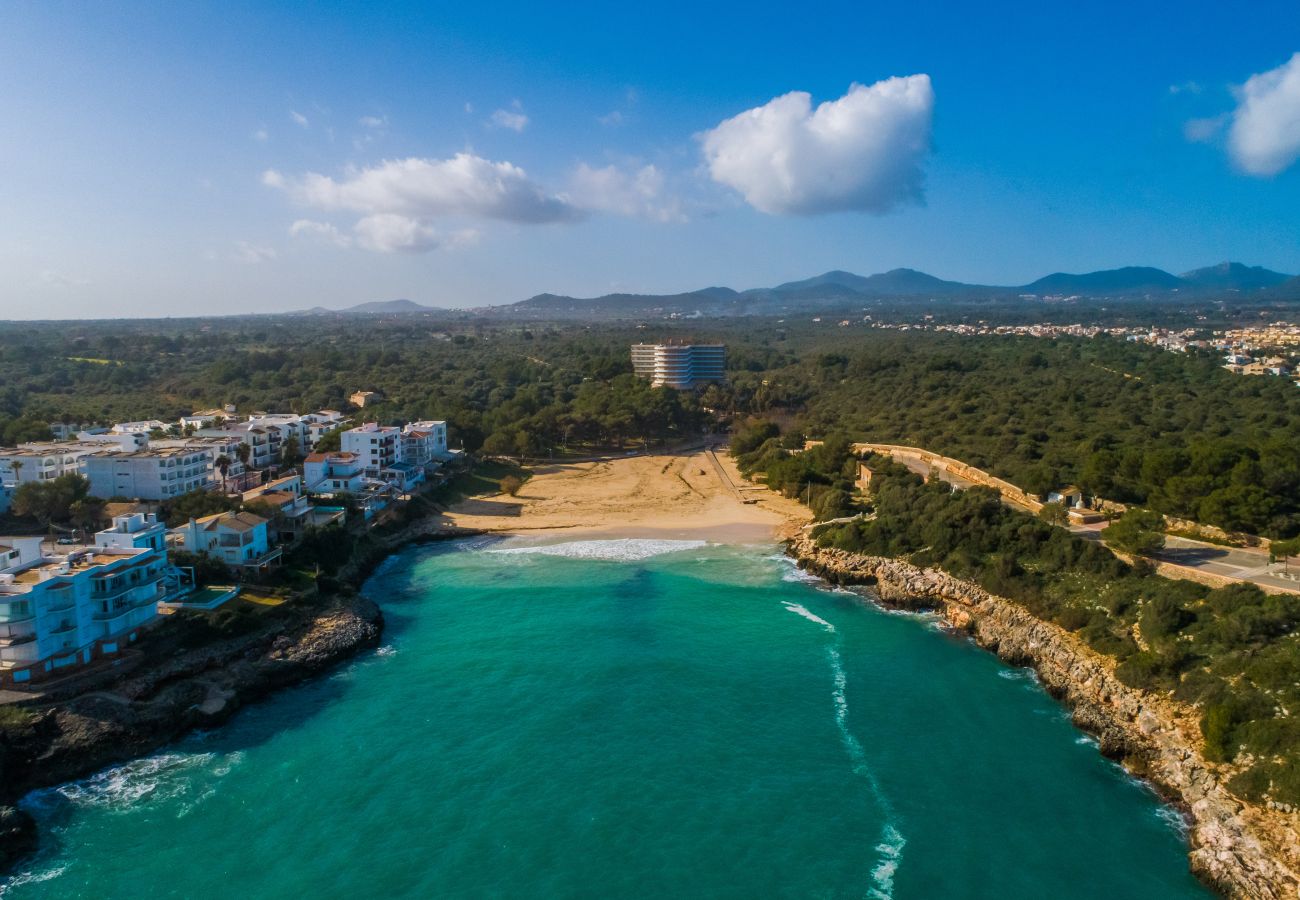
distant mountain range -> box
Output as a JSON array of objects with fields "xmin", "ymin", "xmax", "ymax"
[
  {"xmin": 296, "ymin": 262, "xmax": 1299, "ymax": 318},
  {"xmin": 294, "ymin": 298, "xmax": 434, "ymax": 315}
]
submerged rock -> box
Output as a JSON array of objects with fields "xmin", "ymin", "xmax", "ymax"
[{"xmin": 0, "ymin": 805, "xmax": 37, "ymax": 868}]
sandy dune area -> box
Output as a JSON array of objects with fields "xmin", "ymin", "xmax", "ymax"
[{"xmin": 439, "ymin": 449, "xmax": 809, "ymax": 543}]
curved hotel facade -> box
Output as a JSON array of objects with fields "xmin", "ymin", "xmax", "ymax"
[{"xmin": 630, "ymin": 343, "xmax": 726, "ymax": 389}]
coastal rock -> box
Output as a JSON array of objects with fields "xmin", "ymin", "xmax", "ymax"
[
  {"xmin": 0, "ymin": 805, "xmax": 37, "ymax": 869},
  {"xmin": 789, "ymin": 537, "xmax": 1300, "ymax": 899},
  {"xmin": 0, "ymin": 594, "xmax": 384, "ymax": 807}
]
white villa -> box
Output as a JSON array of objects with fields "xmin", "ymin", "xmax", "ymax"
[{"xmin": 171, "ymin": 511, "xmax": 281, "ymax": 573}]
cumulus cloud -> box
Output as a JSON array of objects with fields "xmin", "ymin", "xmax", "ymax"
[
  {"xmin": 263, "ymin": 153, "xmax": 580, "ymax": 224},
  {"xmin": 289, "ymin": 219, "xmax": 352, "ymax": 248},
  {"xmin": 1226, "ymin": 52, "xmax": 1300, "ymax": 176},
  {"xmin": 233, "ymin": 241, "xmax": 277, "ymax": 264},
  {"xmin": 359, "ymin": 115, "xmax": 387, "ymax": 129},
  {"xmin": 353, "ymin": 214, "xmax": 442, "ymax": 253},
  {"xmin": 565, "ymin": 163, "xmax": 682, "ymax": 222},
  {"xmin": 490, "ymin": 107, "xmax": 529, "ymax": 132},
  {"xmin": 252, "ymin": 127, "xmax": 269, "ymax": 142},
  {"xmin": 289, "ymin": 110, "xmax": 309, "ymax": 128},
  {"xmin": 699, "ymin": 76, "xmax": 934, "ymax": 215}
]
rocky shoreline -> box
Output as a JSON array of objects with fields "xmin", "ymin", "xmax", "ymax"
[
  {"xmin": 0, "ymin": 588, "xmax": 384, "ymax": 874},
  {"xmin": 0, "ymin": 508, "xmax": 491, "ymax": 875},
  {"xmin": 788, "ymin": 535, "xmax": 1300, "ymax": 899}
]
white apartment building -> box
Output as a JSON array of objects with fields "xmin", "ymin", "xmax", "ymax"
[
  {"xmin": 0, "ymin": 513, "xmax": 167, "ymax": 686},
  {"xmin": 111, "ymin": 420, "xmax": 169, "ymax": 435},
  {"xmin": 401, "ymin": 420, "xmax": 449, "ymax": 468},
  {"xmin": 83, "ymin": 447, "xmax": 216, "ymax": 501},
  {"xmin": 178, "ymin": 408, "xmax": 235, "ymax": 431},
  {"xmin": 301, "ymin": 410, "xmax": 346, "ymax": 448},
  {"xmin": 0, "ymin": 441, "xmax": 106, "ymax": 487},
  {"xmin": 341, "ymin": 423, "xmax": 402, "ymax": 480},
  {"xmin": 247, "ymin": 413, "xmax": 308, "ymax": 452},
  {"xmin": 197, "ymin": 422, "xmax": 275, "ymax": 469},
  {"xmin": 151, "ymin": 436, "xmax": 252, "ymax": 492},
  {"xmin": 630, "ymin": 342, "xmax": 727, "ymax": 389}
]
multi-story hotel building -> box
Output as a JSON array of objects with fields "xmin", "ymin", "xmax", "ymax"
[
  {"xmin": 83, "ymin": 446, "xmax": 216, "ymax": 501},
  {"xmin": 630, "ymin": 342, "xmax": 726, "ymax": 389},
  {"xmin": 0, "ymin": 512, "xmax": 168, "ymax": 685}
]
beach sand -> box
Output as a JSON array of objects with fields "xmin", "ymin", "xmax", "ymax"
[{"xmin": 439, "ymin": 448, "xmax": 809, "ymax": 543}]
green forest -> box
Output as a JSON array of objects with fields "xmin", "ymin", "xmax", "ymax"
[{"xmin": 3, "ymin": 314, "xmax": 1299, "ymax": 535}]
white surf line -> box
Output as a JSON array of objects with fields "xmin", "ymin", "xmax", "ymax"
[{"xmin": 781, "ymin": 601, "xmax": 907, "ymax": 900}]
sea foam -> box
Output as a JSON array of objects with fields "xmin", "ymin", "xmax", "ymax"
[
  {"xmin": 782, "ymin": 601, "xmax": 835, "ymax": 632},
  {"xmin": 25, "ymin": 751, "xmax": 221, "ymax": 815},
  {"xmin": 486, "ymin": 538, "xmax": 708, "ymax": 562}
]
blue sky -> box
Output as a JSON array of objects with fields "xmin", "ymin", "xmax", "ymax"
[{"xmin": 1, "ymin": 0, "xmax": 1298, "ymax": 318}]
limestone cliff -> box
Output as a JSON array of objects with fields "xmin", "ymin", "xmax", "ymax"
[{"xmin": 789, "ymin": 536, "xmax": 1300, "ymax": 899}]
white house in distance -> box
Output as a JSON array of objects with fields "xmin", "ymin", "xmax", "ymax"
[
  {"xmin": 301, "ymin": 410, "xmax": 346, "ymax": 448},
  {"xmin": 0, "ymin": 512, "xmax": 169, "ymax": 686},
  {"xmin": 171, "ymin": 510, "xmax": 281, "ymax": 573},
  {"xmin": 84, "ymin": 446, "xmax": 216, "ymax": 501},
  {"xmin": 111, "ymin": 420, "xmax": 169, "ymax": 435}
]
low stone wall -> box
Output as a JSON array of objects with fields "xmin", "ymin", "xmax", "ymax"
[
  {"xmin": 788, "ymin": 536, "xmax": 1300, "ymax": 899},
  {"xmin": 852, "ymin": 443, "xmax": 1044, "ymax": 512}
]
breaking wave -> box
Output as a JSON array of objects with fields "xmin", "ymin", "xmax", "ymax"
[
  {"xmin": 486, "ymin": 538, "xmax": 708, "ymax": 562},
  {"xmin": 783, "ymin": 599, "xmax": 906, "ymax": 898}
]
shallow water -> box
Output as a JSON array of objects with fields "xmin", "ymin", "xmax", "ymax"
[{"xmin": 4, "ymin": 538, "xmax": 1209, "ymax": 898}]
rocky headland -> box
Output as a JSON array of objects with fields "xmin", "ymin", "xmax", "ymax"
[{"xmin": 789, "ymin": 535, "xmax": 1300, "ymax": 899}]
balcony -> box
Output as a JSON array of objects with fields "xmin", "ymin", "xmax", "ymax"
[
  {"xmin": 92, "ymin": 576, "xmax": 162, "ymax": 604},
  {"xmin": 0, "ymin": 641, "xmax": 41, "ymax": 664},
  {"xmin": 0, "ymin": 619, "xmax": 35, "ymax": 641}
]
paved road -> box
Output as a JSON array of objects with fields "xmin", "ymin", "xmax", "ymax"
[{"xmin": 1071, "ymin": 523, "xmax": 1299, "ymax": 593}]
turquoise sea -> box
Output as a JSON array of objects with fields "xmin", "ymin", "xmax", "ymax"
[{"xmin": 3, "ymin": 538, "xmax": 1210, "ymax": 899}]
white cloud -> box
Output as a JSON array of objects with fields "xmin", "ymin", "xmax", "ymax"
[
  {"xmin": 252, "ymin": 128, "xmax": 269, "ymax": 142},
  {"xmin": 1168, "ymin": 81, "xmax": 1202, "ymax": 96},
  {"xmin": 1227, "ymin": 52, "xmax": 1300, "ymax": 176},
  {"xmin": 233, "ymin": 241, "xmax": 277, "ymax": 264},
  {"xmin": 597, "ymin": 110, "xmax": 625, "ymax": 127},
  {"xmin": 289, "ymin": 219, "xmax": 351, "ymax": 248},
  {"xmin": 36, "ymin": 269, "xmax": 90, "ymax": 288},
  {"xmin": 699, "ymin": 76, "xmax": 934, "ymax": 215},
  {"xmin": 359, "ymin": 115, "xmax": 387, "ymax": 129},
  {"xmin": 353, "ymin": 214, "xmax": 441, "ymax": 253},
  {"xmin": 263, "ymin": 153, "xmax": 580, "ymax": 224},
  {"xmin": 290, "ymin": 110, "xmax": 309, "ymax": 127},
  {"xmin": 490, "ymin": 107, "xmax": 529, "ymax": 132},
  {"xmin": 565, "ymin": 163, "xmax": 682, "ymax": 222}
]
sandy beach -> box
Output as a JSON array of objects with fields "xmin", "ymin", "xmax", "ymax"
[{"xmin": 438, "ymin": 448, "xmax": 809, "ymax": 543}]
